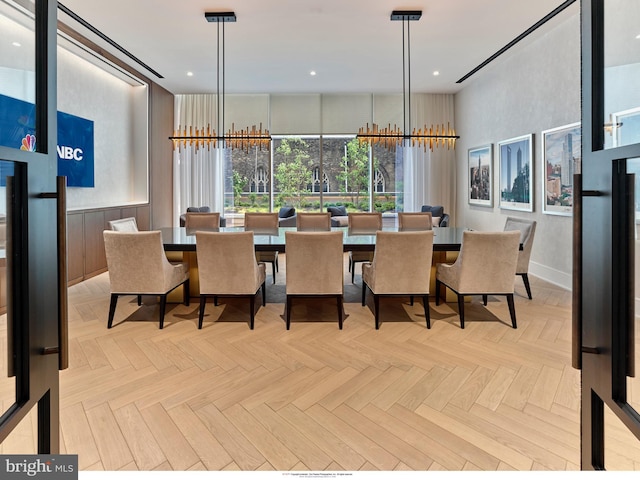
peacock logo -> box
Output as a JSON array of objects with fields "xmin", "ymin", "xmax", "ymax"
[{"xmin": 20, "ymin": 134, "xmax": 36, "ymax": 152}]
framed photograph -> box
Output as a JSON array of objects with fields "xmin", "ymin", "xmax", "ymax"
[
  {"xmin": 542, "ymin": 122, "xmax": 581, "ymax": 216},
  {"xmin": 498, "ymin": 134, "xmax": 534, "ymax": 212},
  {"xmin": 468, "ymin": 144, "xmax": 493, "ymax": 206}
]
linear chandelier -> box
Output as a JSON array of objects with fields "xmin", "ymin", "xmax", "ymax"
[
  {"xmin": 169, "ymin": 12, "xmax": 271, "ymax": 152},
  {"xmin": 357, "ymin": 10, "xmax": 459, "ymax": 152}
]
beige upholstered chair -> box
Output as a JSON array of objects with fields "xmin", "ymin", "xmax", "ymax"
[
  {"xmin": 398, "ymin": 212, "xmax": 433, "ymax": 231},
  {"xmin": 362, "ymin": 231, "xmax": 434, "ymax": 329},
  {"xmin": 296, "ymin": 212, "xmax": 331, "ymax": 231},
  {"xmin": 103, "ymin": 231, "xmax": 190, "ymax": 329},
  {"xmin": 195, "ymin": 231, "xmax": 266, "ymax": 330},
  {"xmin": 435, "ymin": 230, "xmax": 520, "ymax": 329},
  {"xmin": 185, "ymin": 212, "xmax": 220, "ymax": 230},
  {"xmin": 504, "ymin": 216, "xmax": 537, "ymax": 299},
  {"xmin": 244, "ymin": 212, "xmax": 279, "ymax": 284},
  {"xmin": 284, "ymin": 231, "xmax": 344, "ymax": 329},
  {"xmin": 108, "ymin": 217, "xmax": 138, "ymax": 232},
  {"xmin": 348, "ymin": 212, "xmax": 382, "ymax": 283}
]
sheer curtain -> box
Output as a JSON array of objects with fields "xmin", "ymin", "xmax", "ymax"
[
  {"xmin": 173, "ymin": 94, "xmax": 226, "ymax": 226},
  {"xmin": 403, "ymin": 94, "xmax": 456, "ymax": 220}
]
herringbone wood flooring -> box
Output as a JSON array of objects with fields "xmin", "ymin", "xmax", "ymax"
[{"xmin": 2, "ymin": 255, "xmax": 639, "ymax": 471}]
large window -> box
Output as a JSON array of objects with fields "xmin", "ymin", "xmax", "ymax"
[{"xmin": 224, "ymin": 134, "xmax": 402, "ymax": 224}]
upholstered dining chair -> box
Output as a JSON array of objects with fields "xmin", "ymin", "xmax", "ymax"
[
  {"xmin": 244, "ymin": 212, "xmax": 279, "ymax": 284},
  {"xmin": 504, "ymin": 216, "xmax": 537, "ymax": 299},
  {"xmin": 362, "ymin": 231, "xmax": 434, "ymax": 329},
  {"xmin": 103, "ymin": 231, "xmax": 190, "ymax": 329},
  {"xmin": 185, "ymin": 212, "xmax": 220, "ymax": 230},
  {"xmin": 435, "ymin": 230, "xmax": 520, "ymax": 329},
  {"xmin": 108, "ymin": 217, "xmax": 138, "ymax": 232},
  {"xmin": 284, "ymin": 231, "xmax": 344, "ymax": 329},
  {"xmin": 347, "ymin": 212, "xmax": 382, "ymax": 283},
  {"xmin": 398, "ymin": 212, "xmax": 433, "ymax": 231},
  {"xmin": 296, "ymin": 212, "xmax": 331, "ymax": 231},
  {"xmin": 195, "ymin": 231, "xmax": 266, "ymax": 330}
]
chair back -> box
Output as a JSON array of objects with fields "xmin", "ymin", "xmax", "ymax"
[
  {"xmin": 504, "ymin": 217, "xmax": 537, "ymax": 274},
  {"xmin": 244, "ymin": 212, "xmax": 279, "ymax": 234},
  {"xmin": 185, "ymin": 212, "xmax": 220, "ymax": 229},
  {"xmin": 285, "ymin": 231, "xmax": 343, "ymax": 295},
  {"xmin": 369, "ymin": 231, "xmax": 434, "ymax": 294},
  {"xmin": 455, "ymin": 231, "xmax": 520, "ymax": 293},
  {"xmin": 108, "ymin": 217, "xmax": 138, "ymax": 232},
  {"xmin": 296, "ymin": 212, "xmax": 331, "ymax": 231},
  {"xmin": 348, "ymin": 212, "xmax": 382, "ymax": 233},
  {"xmin": 196, "ymin": 231, "xmax": 262, "ymax": 294},
  {"xmin": 103, "ymin": 231, "xmax": 173, "ymax": 293},
  {"xmin": 398, "ymin": 212, "xmax": 433, "ymax": 231}
]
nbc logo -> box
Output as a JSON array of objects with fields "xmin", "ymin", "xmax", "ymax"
[{"xmin": 20, "ymin": 134, "xmax": 36, "ymax": 152}]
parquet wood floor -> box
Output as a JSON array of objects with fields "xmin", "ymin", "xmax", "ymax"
[{"xmin": 2, "ymin": 254, "xmax": 639, "ymax": 471}]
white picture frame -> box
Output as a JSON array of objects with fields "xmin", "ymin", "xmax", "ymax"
[{"xmin": 498, "ymin": 134, "xmax": 534, "ymax": 212}]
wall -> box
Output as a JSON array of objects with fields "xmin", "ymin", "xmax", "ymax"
[{"xmin": 454, "ymin": 11, "xmax": 580, "ymax": 290}]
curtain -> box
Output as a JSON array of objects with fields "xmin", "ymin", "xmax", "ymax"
[
  {"xmin": 173, "ymin": 94, "xmax": 225, "ymax": 226},
  {"xmin": 404, "ymin": 94, "xmax": 456, "ymax": 220}
]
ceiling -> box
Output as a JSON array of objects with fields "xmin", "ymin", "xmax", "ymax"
[{"xmin": 56, "ymin": 0, "xmax": 578, "ymax": 96}]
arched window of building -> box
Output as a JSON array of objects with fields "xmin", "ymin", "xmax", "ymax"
[
  {"xmin": 252, "ymin": 166, "xmax": 269, "ymax": 193},
  {"xmin": 374, "ymin": 169, "xmax": 385, "ymax": 193},
  {"xmin": 312, "ymin": 167, "xmax": 329, "ymax": 193}
]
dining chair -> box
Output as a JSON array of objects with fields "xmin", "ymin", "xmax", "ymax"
[
  {"xmin": 244, "ymin": 212, "xmax": 279, "ymax": 284},
  {"xmin": 362, "ymin": 231, "xmax": 434, "ymax": 329},
  {"xmin": 296, "ymin": 212, "xmax": 331, "ymax": 231},
  {"xmin": 398, "ymin": 212, "xmax": 433, "ymax": 231},
  {"xmin": 347, "ymin": 212, "xmax": 382, "ymax": 283},
  {"xmin": 284, "ymin": 231, "xmax": 344, "ymax": 329},
  {"xmin": 103, "ymin": 231, "xmax": 190, "ymax": 329},
  {"xmin": 108, "ymin": 217, "xmax": 138, "ymax": 232},
  {"xmin": 195, "ymin": 231, "xmax": 266, "ymax": 330},
  {"xmin": 435, "ymin": 230, "xmax": 520, "ymax": 329},
  {"xmin": 504, "ymin": 216, "xmax": 537, "ymax": 299},
  {"xmin": 184, "ymin": 212, "xmax": 220, "ymax": 230}
]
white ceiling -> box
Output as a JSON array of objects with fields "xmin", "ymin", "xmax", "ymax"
[{"xmin": 57, "ymin": 0, "xmax": 578, "ymax": 96}]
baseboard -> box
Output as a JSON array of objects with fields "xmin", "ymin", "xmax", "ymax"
[{"xmin": 529, "ymin": 261, "xmax": 572, "ymax": 291}]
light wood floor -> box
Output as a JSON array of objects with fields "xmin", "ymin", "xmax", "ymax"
[{"xmin": 2, "ymin": 255, "xmax": 639, "ymax": 471}]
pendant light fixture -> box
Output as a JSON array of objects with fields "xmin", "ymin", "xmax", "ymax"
[
  {"xmin": 357, "ymin": 10, "xmax": 459, "ymax": 152},
  {"xmin": 170, "ymin": 12, "xmax": 271, "ymax": 152}
]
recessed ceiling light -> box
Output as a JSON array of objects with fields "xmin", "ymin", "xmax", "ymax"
[
  {"xmin": 310, "ymin": 71, "xmax": 317, "ymax": 76},
  {"xmin": 187, "ymin": 71, "xmax": 193, "ymax": 76},
  {"xmin": 433, "ymin": 71, "xmax": 440, "ymax": 76},
  {"xmin": 12, "ymin": 41, "xmax": 21, "ymax": 47}
]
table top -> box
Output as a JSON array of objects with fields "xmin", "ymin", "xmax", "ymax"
[{"xmin": 160, "ymin": 226, "xmax": 469, "ymax": 252}]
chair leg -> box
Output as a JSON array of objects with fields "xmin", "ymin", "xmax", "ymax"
[
  {"xmin": 198, "ymin": 296, "xmax": 206, "ymax": 329},
  {"xmin": 423, "ymin": 295, "xmax": 431, "ymax": 329},
  {"xmin": 137, "ymin": 295, "xmax": 142, "ymax": 306},
  {"xmin": 435, "ymin": 280, "xmax": 442, "ymax": 306},
  {"xmin": 108, "ymin": 294, "xmax": 118, "ymax": 328},
  {"xmin": 410, "ymin": 295, "xmax": 414, "ymax": 306},
  {"xmin": 276, "ymin": 256, "xmax": 279, "ymax": 272},
  {"xmin": 214, "ymin": 296, "xmax": 218, "ymax": 306},
  {"xmin": 159, "ymin": 294, "xmax": 167, "ymax": 329},
  {"xmin": 521, "ymin": 273, "xmax": 532, "ymax": 299},
  {"xmin": 183, "ymin": 279, "xmax": 190, "ymax": 306},
  {"xmin": 457, "ymin": 294, "xmax": 465, "ymax": 329},
  {"xmin": 337, "ymin": 295, "xmax": 344, "ymax": 330},
  {"xmin": 286, "ymin": 295, "xmax": 292, "ymax": 330},
  {"xmin": 261, "ymin": 282, "xmax": 266, "ymax": 306},
  {"xmin": 507, "ymin": 294, "xmax": 517, "ymax": 328},
  {"xmin": 249, "ymin": 295, "xmax": 256, "ymax": 330},
  {"xmin": 362, "ymin": 282, "xmax": 367, "ymax": 306},
  {"xmin": 482, "ymin": 294, "xmax": 488, "ymax": 306},
  {"xmin": 352, "ymin": 262, "xmax": 356, "ymax": 284},
  {"xmin": 271, "ymin": 261, "xmax": 277, "ymax": 284},
  {"xmin": 374, "ymin": 294, "xmax": 380, "ymax": 330}
]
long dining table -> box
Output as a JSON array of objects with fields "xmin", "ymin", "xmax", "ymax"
[{"xmin": 159, "ymin": 225, "xmax": 469, "ymax": 253}]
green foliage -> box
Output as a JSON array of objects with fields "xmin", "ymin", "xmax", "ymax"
[
  {"xmin": 337, "ymin": 138, "xmax": 377, "ymax": 206},
  {"xmin": 232, "ymin": 171, "xmax": 248, "ymax": 203},
  {"xmin": 274, "ymin": 138, "xmax": 313, "ymax": 208}
]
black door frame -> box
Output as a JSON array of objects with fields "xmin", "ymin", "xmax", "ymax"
[
  {"xmin": 0, "ymin": 0, "xmax": 61, "ymax": 452},
  {"xmin": 581, "ymin": 0, "xmax": 640, "ymax": 469}
]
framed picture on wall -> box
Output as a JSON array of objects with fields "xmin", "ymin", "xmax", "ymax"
[
  {"xmin": 542, "ymin": 122, "xmax": 581, "ymax": 216},
  {"xmin": 498, "ymin": 134, "xmax": 534, "ymax": 212},
  {"xmin": 468, "ymin": 144, "xmax": 493, "ymax": 207}
]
